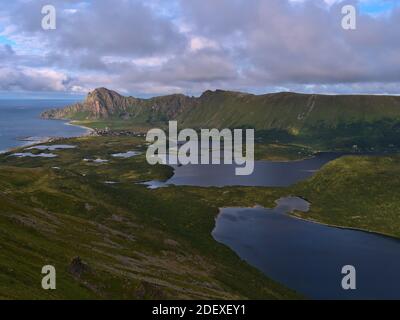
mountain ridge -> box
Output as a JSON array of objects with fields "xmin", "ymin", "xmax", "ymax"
[
  {"xmin": 41, "ymin": 87, "xmax": 400, "ymax": 134},
  {"xmin": 42, "ymin": 87, "xmax": 198, "ymax": 122}
]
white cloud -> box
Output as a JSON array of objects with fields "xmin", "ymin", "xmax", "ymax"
[
  {"xmin": 189, "ymin": 36, "xmax": 219, "ymax": 52},
  {"xmin": 1, "ymin": 0, "xmax": 399, "ymax": 96},
  {"xmin": 0, "ymin": 66, "xmax": 69, "ymax": 91}
]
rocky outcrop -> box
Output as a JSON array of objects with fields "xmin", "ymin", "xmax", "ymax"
[
  {"xmin": 68, "ymin": 256, "xmax": 90, "ymax": 278},
  {"xmin": 41, "ymin": 87, "xmax": 198, "ymax": 121}
]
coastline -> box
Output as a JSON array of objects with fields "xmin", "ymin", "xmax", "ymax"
[
  {"xmin": 0, "ymin": 120, "xmax": 94, "ymax": 155},
  {"xmin": 65, "ymin": 120, "xmax": 95, "ymax": 135}
]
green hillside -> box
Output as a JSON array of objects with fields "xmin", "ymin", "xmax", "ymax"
[
  {"xmin": 179, "ymin": 91, "xmax": 400, "ymax": 130},
  {"xmin": 291, "ymin": 155, "xmax": 400, "ymax": 238},
  {"xmin": 0, "ymin": 136, "xmax": 298, "ymax": 300},
  {"xmin": 2, "ymin": 135, "xmax": 400, "ymax": 299},
  {"xmin": 42, "ymin": 88, "xmax": 400, "ymax": 151},
  {"xmin": 43, "ymin": 88, "xmax": 400, "ymax": 130}
]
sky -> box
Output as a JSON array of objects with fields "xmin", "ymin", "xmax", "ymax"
[{"xmin": 0, "ymin": 0, "xmax": 399, "ymax": 98}]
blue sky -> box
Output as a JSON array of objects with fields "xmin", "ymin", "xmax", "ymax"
[
  {"xmin": 0, "ymin": 36, "xmax": 14, "ymax": 46},
  {"xmin": 359, "ymin": 0, "xmax": 400, "ymax": 14},
  {"xmin": 0, "ymin": 0, "xmax": 400, "ymax": 98}
]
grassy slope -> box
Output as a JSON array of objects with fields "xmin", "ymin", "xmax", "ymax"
[
  {"xmin": 2, "ymin": 133, "xmax": 400, "ymax": 299},
  {"xmin": 254, "ymin": 143, "xmax": 315, "ymax": 161},
  {"xmin": 42, "ymin": 88, "xmax": 400, "ymax": 152},
  {"xmin": 291, "ymin": 155, "xmax": 400, "ymax": 238},
  {"xmin": 0, "ymin": 136, "xmax": 297, "ymax": 300},
  {"xmin": 66, "ymin": 90, "xmax": 400, "ymax": 131},
  {"xmin": 73, "ymin": 120, "xmax": 316, "ymax": 161},
  {"xmin": 178, "ymin": 91, "xmax": 400, "ymax": 130},
  {"xmin": 67, "ymin": 90, "xmax": 400, "ymax": 153}
]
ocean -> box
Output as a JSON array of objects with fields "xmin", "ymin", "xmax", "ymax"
[{"xmin": 0, "ymin": 99, "xmax": 88, "ymax": 153}]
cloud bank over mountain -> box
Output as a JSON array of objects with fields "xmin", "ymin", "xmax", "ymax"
[{"xmin": 1, "ymin": 0, "xmax": 399, "ymax": 97}]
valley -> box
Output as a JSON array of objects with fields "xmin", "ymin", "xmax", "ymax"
[
  {"xmin": 2, "ymin": 87, "xmax": 400, "ymax": 299},
  {"xmin": 0, "ymin": 135, "xmax": 299, "ymax": 299},
  {"xmin": 1, "ymin": 132, "xmax": 400, "ymax": 299}
]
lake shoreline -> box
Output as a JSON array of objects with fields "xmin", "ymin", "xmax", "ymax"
[
  {"xmin": 213, "ymin": 197, "xmax": 400, "ymax": 299},
  {"xmin": 214, "ymin": 194, "xmax": 400, "ymax": 241},
  {"xmin": 289, "ymin": 211, "xmax": 400, "ymax": 241},
  {"xmin": 6, "ymin": 114, "xmax": 399, "ymax": 241}
]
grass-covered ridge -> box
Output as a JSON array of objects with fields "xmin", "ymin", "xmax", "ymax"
[
  {"xmin": 42, "ymin": 88, "xmax": 400, "ymax": 153},
  {"xmin": 43, "ymin": 88, "xmax": 400, "ymax": 130},
  {"xmin": 291, "ymin": 155, "xmax": 400, "ymax": 238}
]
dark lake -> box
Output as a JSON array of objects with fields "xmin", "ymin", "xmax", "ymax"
[
  {"xmin": 212, "ymin": 197, "xmax": 400, "ymax": 300},
  {"xmin": 147, "ymin": 152, "xmax": 340, "ymax": 188},
  {"xmin": 143, "ymin": 152, "xmax": 400, "ymax": 299}
]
